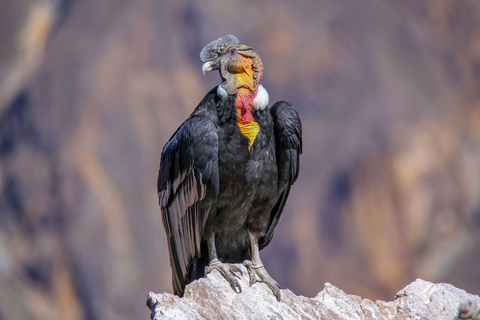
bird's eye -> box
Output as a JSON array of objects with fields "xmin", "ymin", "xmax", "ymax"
[{"xmin": 230, "ymin": 49, "xmax": 236, "ymax": 55}]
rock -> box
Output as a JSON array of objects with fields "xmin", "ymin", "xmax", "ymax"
[
  {"xmin": 458, "ymin": 300, "xmax": 480, "ymax": 320},
  {"xmin": 146, "ymin": 265, "xmax": 480, "ymax": 320}
]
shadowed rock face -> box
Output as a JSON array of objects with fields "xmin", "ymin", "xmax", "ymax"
[
  {"xmin": 1, "ymin": 0, "xmax": 480, "ymax": 319},
  {"xmin": 0, "ymin": 0, "xmax": 61, "ymax": 113},
  {"xmin": 147, "ymin": 269, "xmax": 480, "ymax": 320}
]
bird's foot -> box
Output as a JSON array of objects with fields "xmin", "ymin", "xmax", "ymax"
[
  {"xmin": 205, "ymin": 258, "xmax": 243, "ymax": 293},
  {"xmin": 243, "ymin": 260, "xmax": 281, "ymax": 301}
]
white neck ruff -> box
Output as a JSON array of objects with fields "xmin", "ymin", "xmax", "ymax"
[
  {"xmin": 216, "ymin": 84, "xmax": 269, "ymax": 111},
  {"xmin": 253, "ymin": 85, "xmax": 269, "ymax": 110}
]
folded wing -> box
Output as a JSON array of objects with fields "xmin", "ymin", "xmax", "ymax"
[
  {"xmin": 260, "ymin": 101, "xmax": 302, "ymax": 249},
  {"xmin": 157, "ymin": 116, "xmax": 219, "ymax": 295}
]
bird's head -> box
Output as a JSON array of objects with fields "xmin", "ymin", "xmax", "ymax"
[{"xmin": 200, "ymin": 35, "xmax": 263, "ymax": 96}]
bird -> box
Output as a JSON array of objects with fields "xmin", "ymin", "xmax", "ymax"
[{"xmin": 157, "ymin": 35, "xmax": 302, "ymax": 301}]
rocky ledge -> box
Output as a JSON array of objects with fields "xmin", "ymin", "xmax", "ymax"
[{"xmin": 147, "ymin": 264, "xmax": 480, "ymax": 320}]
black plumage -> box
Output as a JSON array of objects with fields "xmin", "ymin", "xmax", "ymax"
[{"xmin": 157, "ymin": 35, "xmax": 302, "ymax": 301}]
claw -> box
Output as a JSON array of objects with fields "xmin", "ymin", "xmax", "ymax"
[
  {"xmin": 249, "ymin": 274, "xmax": 256, "ymax": 286},
  {"xmin": 230, "ymin": 265, "xmax": 243, "ymax": 278},
  {"xmin": 242, "ymin": 260, "xmax": 281, "ymax": 301},
  {"xmin": 206, "ymin": 259, "xmax": 243, "ymax": 293},
  {"xmin": 241, "ymin": 260, "xmax": 256, "ymax": 286}
]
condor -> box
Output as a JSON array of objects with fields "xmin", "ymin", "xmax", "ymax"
[{"xmin": 157, "ymin": 35, "xmax": 302, "ymax": 301}]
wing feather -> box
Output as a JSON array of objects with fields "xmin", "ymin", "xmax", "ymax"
[
  {"xmin": 260, "ymin": 101, "xmax": 302, "ymax": 249},
  {"xmin": 157, "ymin": 116, "xmax": 218, "ymax": 296}
]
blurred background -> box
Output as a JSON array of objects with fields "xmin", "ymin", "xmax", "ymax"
[{"xmin": 1, "ymin": 0, "xmax": 480, "ymax": 319}]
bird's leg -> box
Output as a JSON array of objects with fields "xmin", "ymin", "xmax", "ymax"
[
  {"xmin": 243, "ymin": 232, "xmax": 281, "ymax": 301},
  {"xmin": 205, "ymin": 231, "xmax": 243, "ymax": 293}
]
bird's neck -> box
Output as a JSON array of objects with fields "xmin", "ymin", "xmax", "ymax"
[
  {"xmin": 236, "ymin": 88, "xmax": 256, "ymax": 122},
  {"xmin": 235, "ymin": 87, "xmax": 259, "ymax": 149}
]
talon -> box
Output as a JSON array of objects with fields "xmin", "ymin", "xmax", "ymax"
[
  {"xmin": 249, "ymin": 273, "xmax": 256, "ymax": 286},
  {"xmin": 275, "ymin": 289, "xmax": 281, "ymax": 302},
  {"xmin": 231, "ymin": 279, "xmax": 242, "ymax": 293},
  {"xmin": 230, "ymin": 265, "xmax": 243, "ymax": 278},
  {"xmin": 242, "ymin": 260, "xmax": 281, "ymax": 301},
  {"xmin": 206, "ymin": 259, "xmax": 243, "ymax": 294},
  {"xmin": 242, "ymin": 260, "xmax": 255, "ymax": 286},
  {"xmin": 266, "ymin": 280, "xmax": 281, "ymax": 302}
]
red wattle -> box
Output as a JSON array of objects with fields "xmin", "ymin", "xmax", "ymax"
[{"xmin": 236, "ymin": 89, "xmax": 257, "ymax": 123}]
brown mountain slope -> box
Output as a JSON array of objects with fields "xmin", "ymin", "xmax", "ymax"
[{"xmin": 0, "ymin": 0, "xmax": 479, "ymax": 319}]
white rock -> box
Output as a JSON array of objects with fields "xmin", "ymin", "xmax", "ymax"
[{"xmin": 146, "ymin": 265, "xmax": 480, "ymax": 320}]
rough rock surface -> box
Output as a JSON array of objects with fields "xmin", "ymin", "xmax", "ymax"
[
  {"xmin": 2, "ymin": 1, "xmax": 480, "ymax": 319},
  {"xmin": 147, "ymin": 265, "xmax": 480, "ymax": 320}
]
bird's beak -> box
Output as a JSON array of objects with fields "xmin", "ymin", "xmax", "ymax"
[{"xmin": 202, "ymin": 61, "xmax": 214, "ymax": 75}]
